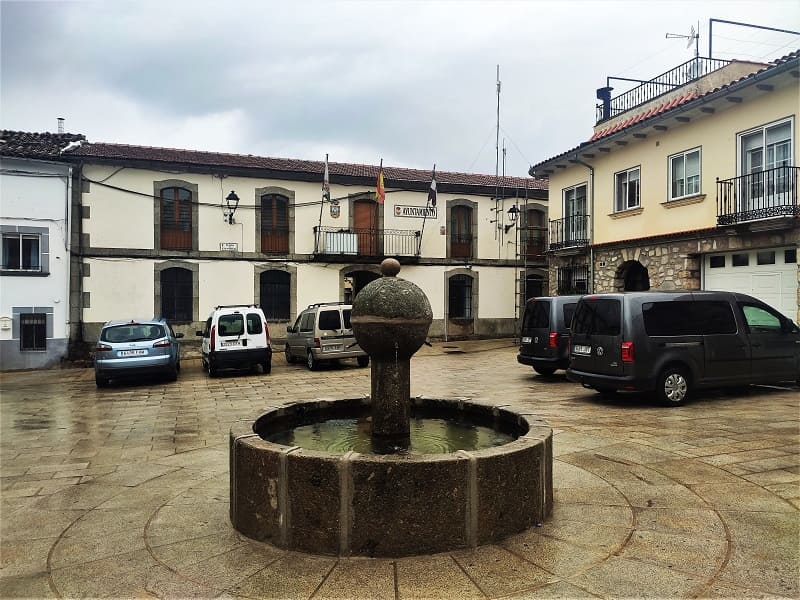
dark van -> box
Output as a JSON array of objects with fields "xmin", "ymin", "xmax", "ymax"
[
  {"xmin": 567, "ymin": 291, "xmax": 800, "ymax": 405},
  {"xmin": 517, "ymin": 295, "xmax": 582, "ymax": 376}
]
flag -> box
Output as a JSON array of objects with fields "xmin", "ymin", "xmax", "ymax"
[
  {"xmin": 428, "ymin": 166, "xmax": 437, "ymax": 207},
  {"xmin": 322, "ymin": 154, "xmax": 330, "ymax": 203},
  {"xmin": 376, "ymin": 160, "xmax": 385, "ymax": 204}
]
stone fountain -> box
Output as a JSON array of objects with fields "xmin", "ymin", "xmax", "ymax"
[{"xmin": 230, "ymin": 259, "xmax": 552, "ymax": 557}]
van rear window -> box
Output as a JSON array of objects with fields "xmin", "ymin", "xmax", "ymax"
[
  {"xmin": 319, "ymin": 309, "xmax": 342, "ymax": 331},
  {"xmin": 571, "ymin": 299, "xmax": 621, "ymax": 336},
  {"xmin": 522, "ymin": 301, "xmax": 550, "ymax": 330},
  {"xmin": 246, "ymin": 313, "xmax": 263, "ymax": 335},
  {"xmin": 217, "ymin": 314, "xmax": 244, "ymax": 336}
]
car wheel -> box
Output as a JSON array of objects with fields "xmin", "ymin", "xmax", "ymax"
[
  {"xmin": 285, "ymin": 345, "xmax": 295, "ymax": 364},
  {"xmin": 95, "ymin": 374, "xmax": 109, "ymax": 388},
  {"xmin": 209, "ymin": 360, "xmax": 218, "ymax": 377},
  {"xmin": 176, "ymin": 360, "xmax": 181, "ymax": 373},
  {"xmin": 656, "ymin": 366, "xmax": 690, "ymax": 406},
  {"xmin": 166, "ymin": 363, "xmax": 178, "ymax": 382},
  {"xmin": 533, "ymin": 366, "xmax": 557, "ymax": 376},
  {"xmin": 201, "ymin": 359, "xmax": 208, "ymax": 371},
  {"xmin": 357, "ymin": 355, "xmax": 369, "ymax": 368},
  {"xmin": 307, "ymin": 351, "xmax": 318, "ymax": 371},
  {"xmin": 262, "ymin": 359, "xmax": 272, "ymax": 375}
]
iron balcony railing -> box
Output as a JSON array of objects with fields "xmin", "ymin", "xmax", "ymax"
[
  {"xmin": 596, "ymin": 57, "xmax": 731, "ymax": 124},
  {"xmin": 549, "ymin": 215, "xmax": 590, "ymax": 251},
  {"xmin": 313, "ymin": 226, "xmax": 420, "ymax": 257},
  {"xmin": 717, "ymin": 166, "xmax": 799, "ymax": 226},
  {"xmin": 557, "ymin": 264, "xmax": 589, "ymax": 295},
  {"xmin": 519, "ymin": 226, "xmax": 548, "ymax": 260}
]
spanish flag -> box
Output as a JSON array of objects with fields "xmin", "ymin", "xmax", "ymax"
[{"xmin": 376, "ymin": 159, "xmax": 385, "ymax": 204}]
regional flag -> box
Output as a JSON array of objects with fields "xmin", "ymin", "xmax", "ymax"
[
  {"xmin": 322, "ymin": 154, "xmax": 330, "ymax": 203},
  {"xmin": 428, "ymin": 166, "xmax": 437, "ymax": 207},
  {"xmin": 376, "ymin": 160, "xmax": 386, "ymax": 204}
]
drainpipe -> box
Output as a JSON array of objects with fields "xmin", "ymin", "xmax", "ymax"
[{"xmin": 569, "ymin": 155, "xmax": 595, "ymax": 293}]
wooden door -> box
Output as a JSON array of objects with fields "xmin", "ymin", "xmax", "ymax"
[{"xmin": 353, "ymin": 201, "xmax": 378, "ymax": 256}]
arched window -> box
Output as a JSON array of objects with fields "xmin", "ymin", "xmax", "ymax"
[
  {"xmin": 261, "ymin": 194, "xmax": 289, "ymax": 253},
  {"xmin": 161, "ymin": 267, "xmax": 193, "ymax": 321},
  {"xmin": 525, "ymin": 274, "xmax": 544, "ymax": 301},
  {"xmin": 160, "ymin": 187, "xmax": 192, "ymax": 250},
  {"xmin": 450, "ymin": 206, "xmax": 473, "ymax": 259},
  {"xmin": 448, "ymin": 274, "xmax": 473, "ymax": 319},
  {"xmin": 260, "ymin": 270, "xmax": 290, "ymax": 320},
  {"xmin": 622, "ymin": 261, "xmax": 651, "ymax": 291}
]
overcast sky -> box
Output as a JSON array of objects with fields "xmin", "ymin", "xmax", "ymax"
[{"xmin": 2, "ymin": 0, "xmax": 798, "ymax": 177}]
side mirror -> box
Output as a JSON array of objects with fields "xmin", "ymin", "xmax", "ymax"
[
  {"xmin": 286, "ymin": 326, "xmax": 294, "ymax": 333},
  {"xmin": 786, "ymin": 321, "xmax": 800, "ymax": 334},
  {"xmin": 175, "ymin": 332, "xmax": 184, "ymax": 339}
]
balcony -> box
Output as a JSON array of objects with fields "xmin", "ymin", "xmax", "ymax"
[
  {"xmin": 549, "ymin": 215, "xmax": 589, "ymax": 251},
  {"xmin": 596, "ymin": 57, "xmax": 730, "ymax": 124},
  {"xmin": 519, "ymin": 226, "xmax": 548, "ymax": 261},
  {"xmin": 313, "ymin": 226, "xmax": 420, "ymax": 259},
  {"xmin": 717, "ymin": 166, "xmax": 799, "ymax": 226}
]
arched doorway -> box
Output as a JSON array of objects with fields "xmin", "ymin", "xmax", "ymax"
[
  {"xmin": 619, "ymin": 260, "xmax": 651, "ymax": 291},
  {"xmin": 343, "ymin": 270, "xmax": 381, "ymax": 303},
  {"xmin": 525, "ymin": 274, "xmax": 545, "ymax": 301}
]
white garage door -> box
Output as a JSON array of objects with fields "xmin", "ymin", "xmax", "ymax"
[{"xmin": 703, "ymin": 247, "xmax": 798, "ymax": 320}]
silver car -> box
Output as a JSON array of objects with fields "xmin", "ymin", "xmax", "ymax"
[
  {"xmin": 285, "ymin": 303, "xmax": 368, "ymax": 370},
  {"xmin": 94, "ymin": 318, "xmax": 183, "ymax": 387}
]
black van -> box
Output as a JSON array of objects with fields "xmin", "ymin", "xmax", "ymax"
[
  {"xmin": 517, "ymin": 295, "xmax": 582, "ymax": 376},
  {"xmin": 567, "ymin": 291, "xmax": 800, "ymax": 405}
]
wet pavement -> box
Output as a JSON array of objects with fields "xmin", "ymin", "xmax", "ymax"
[{"xmin": 1, "ymin": 339, "xmax": 798, "ymax": 599}]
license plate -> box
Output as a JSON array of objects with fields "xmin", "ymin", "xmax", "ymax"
[
  {"xmin": 221, "ymin": 340, "xmax": 239, "ymax": 347},
  {"xmin": 522, "ymin": 337, "xmax": 532, "ymax": 344},
  {"xmin": 118, "ymin": 349, "xmax": 147, "ymax": 357},
  {"xmin": 573, "ymin": 345, "xmax": 591, "ymax": 355},
  {"xmin": 324, "ymin": 344, "xmax": 343, "ymax": 352}
]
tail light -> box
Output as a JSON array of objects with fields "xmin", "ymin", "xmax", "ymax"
[
  {"xmin": 210, "ymin": 325, "xmax": 216, "ymax": 349},
  {"xmin": 95, "ymin": 343, "xmax": 112, "ymax": 352},
  {"xmin": 153, "ymin": 340, "xmax": 171, "ymax": 348},
  {"xmin": 313, "ymin": 337, "xmax": 321, "ymax": 348},
  {"xmin": 621, "ymin": 341, "xmax": 634, "ymax": 363},
  {"xmin": 264, "ymin": 322, "xmax": 271, "ymax": 346},
  {"xmin": 549, "ymin": 332, "xmax": 558, "ymax": 348}
]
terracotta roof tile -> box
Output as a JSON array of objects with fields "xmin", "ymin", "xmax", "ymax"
[
  {"xmin": 67, "ymin": 142, "xmax": 548, "ymax": 191},
  {"xmin": 0, "ymin": 130, "xmax": 86, "ymax": 159}
]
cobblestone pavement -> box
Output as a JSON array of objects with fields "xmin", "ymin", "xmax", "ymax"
[{"xmin": 1, "ymin": 340, "xmax": 798, "ymax": 599}]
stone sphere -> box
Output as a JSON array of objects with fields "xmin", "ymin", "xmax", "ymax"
[{"xmin": 351, "ymin": 263, "xmax": 432, "ymax": 359}]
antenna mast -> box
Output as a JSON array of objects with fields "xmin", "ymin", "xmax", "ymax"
[{"xmin": 495, "ymin": 65, "xmax": 501, "ymax": 244}]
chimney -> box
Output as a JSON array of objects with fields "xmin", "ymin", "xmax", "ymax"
[
  {"xmin": 57, "ymin": 117, "xmax": 65, "ymax": 133},
  {"xmin": 596, "ymin": 87, "xmax": 613, "ymax": 122}
]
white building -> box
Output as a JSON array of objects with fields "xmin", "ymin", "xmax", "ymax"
[
  {"xmin": 61, "ymin": 142, "xmax": 548, "ymax": 355},
  {"xmin": 0, "ymin": 131, "xmax": 82, "ymax": 369}
]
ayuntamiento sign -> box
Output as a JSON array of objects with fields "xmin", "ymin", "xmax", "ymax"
[{"xmin": 394, "ymin": 205, "xmax": 437, "ymax": 218}]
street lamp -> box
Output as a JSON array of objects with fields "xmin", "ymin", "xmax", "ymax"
[
  {"xmin": 504, "ymin": 204, "xmax": 519, "ymax": 233},
  {"xmin": 224, "ymin": 191, "xmax": 240, "ymax": 224}
]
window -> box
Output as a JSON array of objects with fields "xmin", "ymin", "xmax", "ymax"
[
  {"xmin": 739, "ymin": 119, "xmax": 793, "ymax": 208},
  {"xmin": 669, "ymin": 148, "xmax": 701, "ymax": 200},
  {"xmin": 523, "ymin": 301, "xmax": 550, "ymax": 330},
  {"xmin": 786, "ymin": 249, "xmax": 797, "ymax": 264},
  {"xmin": 741, "ymin": 304, "xmax": 782, "ymax": 332},
  {"xmin": 450, "ymin": 206, "xmax": 473, "ymax": 259},
  {"xmin": 448, "ymin": 274, "xmax": 473, "ymax": 319},
  {"xmin": 246, "ymin": 313, "xmax": 263, "ymax": 335},
  {"xmin": 260, "ymin": 270, "xmax": 290, "ymax": 320},
  {"xmin": 557, "ymin": 265, "xmax": 588, "ymax": 295},
  {"xmin": 757, "ymin": 251, "xmax": 775, "ymax": 265},
  {"xmin": 615, "ymin": 167, "xmax": 640, "ymax": 211},
  {"xmin": 571, "ymin": 299, "xmax": 620, "ymax": 336},
  {"xmin": 160, "ymin": 267, "xmax": 193, "ymax": 321},
  {"xmin": 20, "ymin": 313, "xmax": 46, "ymax": 351},
  {"xmin": 160, "ymin": 187, "xmax": 193, "ymax": 250},
  {"xmin": 261, "ymin": 194, "xmax": 289, "ymax": 253},
  {"xmin": 732, "ymin": 254, "xmax": 749, "ymax": 267},
  {"xmin": 299, "ymin": 312, "xmax": 314, "ymax": 332},
  {"xmin": 2, "ymin": 233, "xmax": 41, "ymax": 271},
  {"xmin": 218, "ymin": 314, "xmax": 244, "ymax": 336},
  {"xmin": 562, "ymin": 184, "xmax": 587, "ymax": 244},
  {"xmin": 642, "ymin": 301, "xmax": 737, "ymax": 336},
  {"xmin": 709, "ymin": 256, "xmax": 725, "ymax": 268},
  {"xmin": 318, "ymin": 309, "xmax": 342, "ymax": 331}
]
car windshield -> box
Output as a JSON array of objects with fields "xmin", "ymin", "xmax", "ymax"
[{"xmin": 102, "ymin": 324, "xmax": 165, "ymax": 343}]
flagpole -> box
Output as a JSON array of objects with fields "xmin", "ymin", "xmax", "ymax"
[
  {"xmin": 418, "ymin": 164, "xmax": 435, "ymax": 256},
  {"xmin": 317, "ymin": 153, "xmax": 329, "ymax": 253}
]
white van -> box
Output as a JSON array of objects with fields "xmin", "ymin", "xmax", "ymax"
[{"xmin": 196, "ymin": 305, "xmax": 272, "ymax": 376}]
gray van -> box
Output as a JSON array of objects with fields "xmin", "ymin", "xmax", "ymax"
[
  {"xmin": 517, "ymin": 295, "xmax": 582, "ymax": 376},
  {"xmin": 285, "ymin": 302, "xmax": 369, "ymax": 370},
  {"xmin": 567, "ymin": 291, "xmax": 800, "ymax": 405}
]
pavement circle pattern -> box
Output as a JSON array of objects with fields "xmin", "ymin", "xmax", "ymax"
[{"xmin": 1, "ymin": 340, "xmax": 798, "ymax": 599}]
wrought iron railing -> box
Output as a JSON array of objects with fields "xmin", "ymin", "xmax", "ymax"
[
  {"xmin": 717, "ymin": 166, "xmax": 799, "ymax": 226},
  {"xmin": 450, "ymin": 233, "xmax": 473, "ymax": 259},
  {"xmin": 596, "ymin": 57, "xmax": 730, "ymax": 124},
  {"xmin": 549, "ymin": 215, "xmax": 589, "ymax": 251},
  {"xmin": 557, "ymin": 265, "xmax": 589, "ymax": 295},
  {"xmin": 313, "ymin": 226, "xmax": 420, "ymax": 257},
  {"xmin": 519, "ymin": 226, "xmax": 548, "ymax": 260}
]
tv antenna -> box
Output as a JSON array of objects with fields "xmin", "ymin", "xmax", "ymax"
[{"xmin": 666, "ymin": 23, "xmax": 699, "ymax": 59}]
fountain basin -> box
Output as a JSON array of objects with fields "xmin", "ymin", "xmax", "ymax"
[{"xmin": 230, "ymin": 396, "xmax": 553, "ymax": 557}]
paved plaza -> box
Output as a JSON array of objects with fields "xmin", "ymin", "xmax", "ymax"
[{"xmin": 1, "ymin": 340, "xmax": 798, "ymax": 599}]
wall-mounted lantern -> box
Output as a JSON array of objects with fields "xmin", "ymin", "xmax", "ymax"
[
  {"xmin": 504, "ymin": 204, "xmax": 519, "ymax": 233},
  {"xmin": 224, "ymin": 191, "xmax": 240, "ymax": 224}
]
